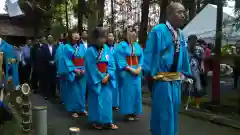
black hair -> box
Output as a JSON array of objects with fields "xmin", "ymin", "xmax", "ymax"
[
  {"xmin": 188, "ymin": 34, "xmax": 197, "ymax": 41},
  {"xmin": 90, "ymin": 27, "xmax": 105, "ymax": 39},
  {"xmin": 197, "ymin": 39, "xmax": 206, "ymax": 45},
  {"xmin": 89, "ymin": 27, "xmax": 106, "ymax": 44}
]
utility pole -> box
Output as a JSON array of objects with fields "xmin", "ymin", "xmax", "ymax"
[{"xmin": 212, "ymin": 0, "xmax": 223, "ymax": 105}]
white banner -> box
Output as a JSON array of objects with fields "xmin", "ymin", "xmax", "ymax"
[{"xmin": 6, "ymin": 0, "xmax": 23, "ymax": 17}]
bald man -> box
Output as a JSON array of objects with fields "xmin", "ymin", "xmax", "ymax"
[{"xmin": 143, "ymin": 2, "xmax": 192, "ymax": 135}]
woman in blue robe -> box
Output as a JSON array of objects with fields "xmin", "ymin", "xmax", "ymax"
[
  {"xmin": 0, "ymin": 38, "xmax": 19, "ymax": 87},
  {"xmin": 55, "ymin": 42, "xmax": 66, "ymax": 103},
  {"xmin": 58, "ymin": 33, "xmax": 87, "ymax": 118},
  {"xmin": 84, "ymin": 27, "xmax": 118, "ymax": 130},
  {"xmin": 105, "ymin": 32, "xmax": 119, "ymax": 110},
  {"xmin": 115, "ymin": 29, "xmax": 143, "ymax": 121},
  {"xmin": 143, "ymin": 3, "xmax": 191, "ymax": 135}
]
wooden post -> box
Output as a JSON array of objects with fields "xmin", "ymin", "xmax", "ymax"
[{"xmin": 212, "ymin": 0, "xmax": 223, "ymax": 105}]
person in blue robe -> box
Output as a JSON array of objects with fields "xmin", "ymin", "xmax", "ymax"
[
  {"xmin": 58, "ymin": 33, "xmax": 88, "ymax": 118},
  {"xmin": 55, "ymin": 42, "xmax": 66, "ymax": 103},
  {"xmin": 0, "ymin": 38, "xmax": 19, "ymax": 87},
  {"xmin": 0, "ymin": 84, "xmax": 12, "ymax": 125},
  {"xmin": 72, "ymin": 33, "xmax": 88, "ymax": 116},
  {"xmin": 115, "ymin": 28, "xmax": 143, "ymax": 121},
  {"xmin": 143, "ymin": 3, "xmax": 191, "ymax": 135},
  {"xmin": 105, "ymin": 32, "xmax": 119, "ymax": 110},
  {"xmin": 84, "ymin": 27, "xmax": 118, "ymax": 130}
]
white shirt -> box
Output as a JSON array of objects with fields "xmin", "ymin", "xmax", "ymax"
[
  {"xmin": 82, "ymin": 40, "xmax": 88, "ymax": 49},
  {"xmin": 48, "ymin": 45, "xmax": 53, "ymax": 55}
]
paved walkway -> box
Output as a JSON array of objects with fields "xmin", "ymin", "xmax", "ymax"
[{"xmin": 31, "ymin": 94, "xmax": 240, "ymax": 135}]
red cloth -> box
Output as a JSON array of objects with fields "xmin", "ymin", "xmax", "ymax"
[
  {"xmin": 126, "ymin": 56, "xmax": 138, "ymax": 66},
  {"xmin": 72, "ymin": 58, "xmax": 84, "ymax": 66},
  {"xmin": 204, "ymin": 48, "xmax": 211, "ymax": 71},
  {"xmin": 97, "ymin": 62, "xmax": 108, "ymax": 73}
]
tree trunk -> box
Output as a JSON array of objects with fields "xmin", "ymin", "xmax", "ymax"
[
  {"xmin": 212, "ymin": 0, "xmax": 223, "ymax": 105},
  {"xmin": 236, "ymin": 0, "xmax": 240, "ymax": 11},
  {"xmin": 110, "ymin": 0, "xmax": 114, "ymax": 32},
  {"xmin": 159, "ymin": 0, "xmax": 171, "ymax": 23},
  {"xmin": 196, "ymin": 0, "xmax": 201, "ymax": 13},
  {"xmin": 65, "ymin": 0, "xmax": 69, "ymax": 32},
  {"xmin": 189, "ymin": 0, "xmax": 196, "ymax": 21},
  {"xmin": 139, "ymin": 0, "xmax": 150, "ymax": 48},
  {"xmin": 78, "ymin": 0, "xmax": 85, "ymax": 33},
  {"xmin": 203, "ymin": 0, "xmax": 209, "ymax": 6},
  {"xmin": 98, "ymin": 0, "xmax": 105, "ymax": 26},
  {"xmin": 88, "ymin": 0, "xmax": 99, "ymax": 33},
  {"xmin": 238, "ymin": 0, "xmax": 240, "ymax": 114}
]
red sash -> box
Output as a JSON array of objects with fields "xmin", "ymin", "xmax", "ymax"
[
  {"xmin": 126, "ymin": 56, "xmax": 138, "ymax": 66},
  {"xmin": 97, "ymin": 62, "xmax": 108, "ymax": 73},
  {"xmin": 72, "ymin": 58, "xmax": 84, "ymax": 66}
]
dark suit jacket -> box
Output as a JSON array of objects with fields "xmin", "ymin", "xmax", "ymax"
[
  {"xmin": 30, "ymin": 43, "xmax": 41, "ymax": 66},
  {"xmin": 39, "ymin": 44, "xmax": 57, "ymax": 76}
]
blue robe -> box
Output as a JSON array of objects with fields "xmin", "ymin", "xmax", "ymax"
[
  {"xmin": 114, "ymin": 44, "xmax": 123, "ymax": 105},
  {"xmin": 143, "ymin": 24, "xmax": 191, "ymax": 135},
  {"xmin": 0, "ymin": 40, "xmax": 19, "ymax": 87},
  {"xmin": 72, "ymin": 42, "xmax": 87, "ymax": 111},
  {"xmin": 84, "ymin": 44, "xmax": 115, "ymax": 124},
  {"xmin": 58, "ymin": 44, "xmax": 86, "ymax": 113},
  {"xmin": 55, "ymin": 43, "xmax": 65, "ymax": 102},
  {"xmin": 105, "ymin": 43, "xmax": 119, "ymax": 108},
  {"xmin": 115, "ymin": 41, "xmax": 143, "ymax": 115}
]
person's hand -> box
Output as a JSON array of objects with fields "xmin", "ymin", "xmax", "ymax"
[
  {"xmin": 125, "ymin": 66, "xmax": 130, "ymax": 71},
  {"xmin": 135, "ymin": 67, "xmax": 142, "ymax": 75},
  {"xmin": 102, "ymin": 74, "xmax": 110, "ymax": 84},
  {"xmin": 80, "ymin": 70, "xmax": 85, "ymax": 75},
  {"xmin": 75, "ymin": 69, "xmax": 82, "ymax": 76},
  {"xmin": 22, "ymin": 61, "xmax": 26, "ymax": 66},
  {"xmin": 129, "ymin": 68, "xmax": 138, "ymax": 75}
]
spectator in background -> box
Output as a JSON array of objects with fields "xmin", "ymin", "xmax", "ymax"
[
  {"xmin": 39, "ymin": 35, "xmax": 57, "ymax": 100},
  {"xmin": 197, "ymin": 39, "xmax": 210, "ymax": 90},
  {"xmin": 30, "ymin": 38, "xmax": 41, "ymax": 93},
  {"xmin": 188, "ymin": 35, "xmax": 204, "ymax": 109},
  {"xmin": 59, "ymin": 33, "xmax": 68, "ymax": 45},
  {"xmin": 20, "ymin": 39, "xmax": 32, "ymax": 84}
]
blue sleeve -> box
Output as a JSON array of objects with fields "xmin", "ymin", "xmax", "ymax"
[
  {"xmin": 84, "ymin": 49, "xmax": 105, "ymax": 85},
  {"xmin": 138, "ymin": 47, "xmax": 144, "ymax": 67},
  {"xmin": 63, "ymin": 46, "xmax": 76, "ymax": 72},
  {"xmin": 182, "ymin": 45, "xmax": 192, "ymax": 77},
  {"xmin": 143, "ymin": 31, "xmax": 157, "ymax": 76},
  {"xmin": 107, "ymin": 52, "xmax": 116, "ymax": 80},
  {"xmin": 57, "ymin": 46, "xmax": 76, "ymax": 81},
  {"xmin": 115, "ymin": 44, "xmax": 128, "ymax": 70},
  {"xmin": 180, "ymin": 31, "xmax": 191, "ymax": 77}
]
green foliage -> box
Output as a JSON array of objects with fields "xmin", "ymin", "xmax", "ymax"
[
  {"xmin": 221, "ymin": 44, "xmax": 235, "ymax": 56},
  {"xmin": 50, "ymin": 23, "xmax": 66, "ymax": 39},
  {"xmin": 72, "ymin": 0, "xmax": 88, "ymax": 18}
]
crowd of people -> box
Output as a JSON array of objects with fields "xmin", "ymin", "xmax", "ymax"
[{"xmin": 0, "ymin": 2, "xmax": 216, "ymax": 135}]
